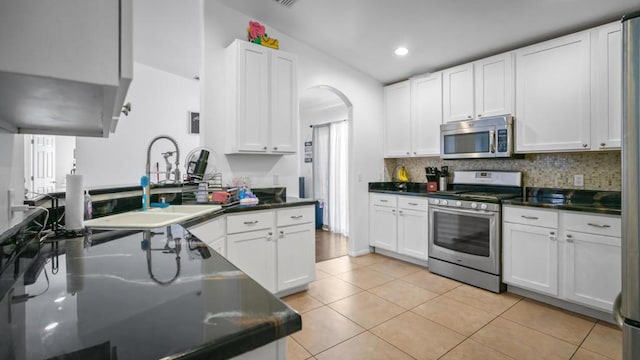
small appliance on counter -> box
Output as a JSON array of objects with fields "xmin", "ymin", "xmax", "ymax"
[
  {"xmin": 439, "ymin": 166, "xmax": 449, "ymax": 191},
  {"xmin": 425, "ymin": 167, "xmax": 440, "ymax": 192}
]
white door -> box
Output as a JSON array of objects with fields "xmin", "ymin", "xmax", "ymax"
[
  {"xmin": 443, "ymin": 63, "xmax": 474, "ymax": 122},
  {"xmin": 474, "ymin": 53, "xmax": 513, "ymax": 118},
  {"xmin": 515, "ymin": 32, "xmax": 591, "ymax": 152},
  {"xmin": 593, "ymin": 23, "xmax": 622, "ymax": 150},
  {"xmin": 369, "ymin": 205, "xmax": 397, "ymax": 251},
  {"xmin": 236, "ymin": 41, "xmax": 270, "ymax": 152},
  {"xmin": 383, "ymin": 81, "xmax": 411, "ymax": 157},
  {"xmin": 563, "ymin": 231, "xmax": 621, "ymax": 311},
  {"xmin": 503, "ymin": 222, "xmax": 559, "ymax": 296},
  {"xmin": 227, "ymin": 229, "xmax": 276, "ymax": 293},
  {"xmin": 411, "ymin": 73, "xmax": 442, "ymax": 156},
  {"xmin": 276, "ymin": 223, "xmax": 315, "ymax": 292},
  {"xmin": 270, "ymin": 50, "xmax": 297, "ymax": 153},
  {"xmin": 397, "ymin": 208, "xmax": 428, "ymax": 260},
  {"xmin": 32, "ymin": 135, "xmax": 56, "ymax": 194}
]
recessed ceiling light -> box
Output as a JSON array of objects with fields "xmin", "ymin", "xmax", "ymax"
[{"xmin": 395, "ymin": 47, "xmax": 409, "ymax": 56}]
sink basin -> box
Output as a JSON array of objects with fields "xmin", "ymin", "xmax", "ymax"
[{"xmin": 84, "ymin": 205, "xmax": 222, "ymax": 230}]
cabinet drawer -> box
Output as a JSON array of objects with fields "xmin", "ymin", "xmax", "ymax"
[
  {"xmin": 370, "ymin": 193, "xmax": 397, "ymax": 207},
  {"xmin": 562, "ymin": 212, "xmax": 621, "ymax": 237},
  {"xmin": 227, "ymin": 211, "xmax": 274, "ymax": 234},
  {"xmin": 503, "ymin": 205, "xmax": 558, "ymax": 228},
  {"xmin": 398, "ymin": 196, "xmax": 428, "ymax": 211},
  {"xmin": 277, "ymin": 206, "xmax": 315, "ymax": 227}
]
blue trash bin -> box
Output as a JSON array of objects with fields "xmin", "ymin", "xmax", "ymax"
[{"xmin": 315, "ymin": 200, "xmax": 324, "ymax": 229}]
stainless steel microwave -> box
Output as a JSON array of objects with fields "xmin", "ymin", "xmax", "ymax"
[{"xmin": 440, "ymin": 115, "xmax": 515, "ymax": 159}]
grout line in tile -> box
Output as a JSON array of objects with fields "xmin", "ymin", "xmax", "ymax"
[
  {"xmin": 572, "ymin": 321, "xmax": 616, "ymax": 360},
  {"xmin": 367, "ymin": 328, "xmax": 421, "ymax": 360}
]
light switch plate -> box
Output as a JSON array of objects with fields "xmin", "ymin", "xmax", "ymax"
[{"xmin": 574, "ymin": 174, "xmax": 584, "ymax": 187}]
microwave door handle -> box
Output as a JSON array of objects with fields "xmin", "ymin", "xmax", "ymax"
[{"xmin": 489, "ymin": 130, "xmax": 496, "ymax": 153}]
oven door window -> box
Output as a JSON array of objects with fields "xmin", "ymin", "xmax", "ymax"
[
  {"xmin": 433, "ymin": 211, "xmax": 491, "ymax": 257},
  {"xmin": 443, "ymin": 132, "xmax": 490, "ymax": 155}
]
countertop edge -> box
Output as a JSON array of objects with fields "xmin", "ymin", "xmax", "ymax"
[{"xmin": 501, "ymin": 200, "xmax": 621, "ymax": 216}]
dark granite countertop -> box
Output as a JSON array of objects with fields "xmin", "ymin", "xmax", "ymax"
[
  {"xmin": 0, "ymin": 224, "xmax": 301, "ymax": 360},
  {"xmin": 368, "ymin": 182, "xmax": 433, "ymax": 197},
  {"xmin": 502, "ymin": 188, "xmax": 621, "ymax": 216}
]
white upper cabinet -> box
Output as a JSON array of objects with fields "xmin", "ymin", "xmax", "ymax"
[
  {"xmin": 411, "ymin": 73, "xmax": 443, "ymax": 156},
  {"xmin": 383, "ymin": 80, "xmax": 412, "ymax": 157},
  {"xmin": 225, "ymin": 40, "xmax": 297, "ymax": 155},
  {"xmin": 515, "ymin": 32, "xmax": 591, "ymax": 152},
  {"xmin": 383, "ymin": 74, "xmax": 443, "ymax": 158},
  {"xmin": 443, "ymin": 64, "xmax": 475, "ymax": 122},
  {"xmin": 592, "ymin": 22, "xmax": 622, "ymax": 150},
  {"xmin": 474, "ymin": 53, "xmax": 514, "ymax": 119},
  {"xmin": 0, "ymin": 0, "xmax": 132, "ymax": 137}
]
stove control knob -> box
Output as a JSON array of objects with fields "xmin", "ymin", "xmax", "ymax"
[
  {"xmin": 433, "ymin": 199, "xmax": 440, "ymax": 205},
  {"xmin": 456, "ymin": 201, "xmax": 462, "ymax": 207},
  {"xmin": 471, "ymin": 203, "xmax": 478, "ymax": 209},
  {"xmin": 442, "ymin": 200, "xmax": 448, "ymax": 206},
  {"xmin": 480, "ymin": 204, "xmax": 488, "ymax": 210}
]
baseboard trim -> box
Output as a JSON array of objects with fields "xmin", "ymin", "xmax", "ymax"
[
  {"xmin": 507, "ymin": 285, "xmax": 614, "ymax": 324},
  {"xmin": 373, "ymin": 248, "xmax": 429, "ymax": 268},
  {"xmin": 348, "ymin": 248, "xmax": 372, "ymax": 257}
]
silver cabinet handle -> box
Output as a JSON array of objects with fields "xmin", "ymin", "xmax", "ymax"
[
  {"xmin": 408, "ymin": 202, "xmax": 419, "ymax": 206},
  {"xmin": 478, "ymin": 114, "xmax": 482, "ymax": 118},
  {"xmin": 279, "ymin": 230, "xmax": 284, "ymax": 239},
  {"xmin": 263, "ymin": 146, "xmax": 268, "ymax": 150},
  {"xmin": 467, "ymin": 115, "xmax": 472, "ymax": 119},
  {"xmin": 600, "ymin": 142, "xmax": 606, "ymax": 147},
  {"xmin": 583, "ymin": 144, "xmax": 589, "ymax": 148},
  {"xmin": 413, "ymin": 152, "xmax": 417, "ymax": 155},
  {"xmin": 521, "ymin": 215, "xmax": 539, "ymax": 220},
  {"xmin": 549, "ymin": 231, "xmax": 556, "ymax": 241},
  {"xmin": 398, "ymin": 210, "xmax": 404, "ymax": 215},
  {"xmin": 243, "ymin": 220, "xmax": 259, "ymax": 225},
  {"xmin": 273, "ymin": 147, "xmax": 278, "ymax": 150},
  {"xmin": 566, "ymin": 234, "xmax": 574, "ymax": 243},
  {"xmin": 588, "ymin": 223, "xmax": 610, "ymax": 228},
  {"xmin": 266, "ymin": 231, "xmax": 273, "ymax": 241},
  {"xmin": 290, "ymin": 215, "xmax": 303, "ymax": 219},
  {"xmin": 380, "ymin": 199, "xmax": 388, "ymax": 202},
  {"xmin": 391, "ymin": 209, "xmax": 396, "ymax": 213},
  {"xmin": 406, "ymin": 152, "xmax": 410, "ymax": 155}
]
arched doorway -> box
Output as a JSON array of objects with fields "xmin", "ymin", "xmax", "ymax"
[{"xmin": 299, "ymin": 85, "xmax": 352, "ymax": 262}]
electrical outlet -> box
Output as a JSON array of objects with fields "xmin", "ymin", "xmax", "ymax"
[{"xmin": 574, "ymin": 174, "xmax": 584, "ymax": 187}]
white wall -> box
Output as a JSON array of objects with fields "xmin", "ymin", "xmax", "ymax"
[
  {"xmin": 201, "ymin": 2, "xmax": 384, "ymax": 255},
  {"xmin": 0, "ymin": 133, "xmax": 27, "ymax": 232},
  {"xmin": 76, "ymin": 63, "xmax": 200, "ymax": 187}
]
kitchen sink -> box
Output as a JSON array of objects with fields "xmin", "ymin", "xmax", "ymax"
[{"xmin": 83, "ymin": 205, "xmax": 222, "ymax": 230}]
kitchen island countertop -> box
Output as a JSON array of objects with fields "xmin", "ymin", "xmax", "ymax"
[{"xmin": 0, "ymin": 224, "xmax": 301, "ymax": 359}]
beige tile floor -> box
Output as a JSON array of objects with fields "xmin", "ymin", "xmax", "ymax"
[{"xmin": 283, "ymin": 254, "xmax": 623, "ymax": 360}]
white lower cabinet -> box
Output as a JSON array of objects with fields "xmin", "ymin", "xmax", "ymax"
[
  {"xmin": 503, "ymin": 205, "xmax": 621, "ymax": 313},
  {"xmin": 188, "ymin": 205, "xmax": 315, "ymax": 296},
  {"xmin": 503, "ymin": 222, "xmax": 559, "ymax": 296},
  {"xmin": 369, "ymin": 193, "xmax": 428, "ymax": 260},
  {"xmin": 187, "ymin": 216, "xmax": 226, "ymax": 257}
]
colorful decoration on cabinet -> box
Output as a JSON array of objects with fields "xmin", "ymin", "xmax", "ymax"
[{"xmin": 247, "ymin": 21, "xmax": 279, "ymax": 50}]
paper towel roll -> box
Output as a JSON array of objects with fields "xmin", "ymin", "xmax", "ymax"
[{"xmin": 65, "ymin": 174, "xmax": 84, "ymax": 230}]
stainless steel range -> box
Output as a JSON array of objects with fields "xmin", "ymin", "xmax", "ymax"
[{"xmin": 428, "ymin": 171, "xmax": 522, "ymax": 293}]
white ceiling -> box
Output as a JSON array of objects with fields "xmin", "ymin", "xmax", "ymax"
[{"xmin": 218, "ymin": 0, "xmax": 640, "ymax": 85}]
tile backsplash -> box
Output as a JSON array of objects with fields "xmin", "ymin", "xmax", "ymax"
[{"xmin": 384, "ymin": 151, "xmax": 621, "ymax": 191}]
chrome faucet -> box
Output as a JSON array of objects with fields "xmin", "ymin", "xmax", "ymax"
[{"xmin": 144, "ymin": 136, "xmax": 181, "ymax": 209}]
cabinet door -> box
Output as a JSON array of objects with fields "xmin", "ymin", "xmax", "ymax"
[
  {"xmin": 227, "ymin": 229, "xmax": 276, "ymax": 293},
  {"xmin": 188, "ymin": 217, "xmax": 225, "ymax": 244},
  {"xmin": 503, "ymin": 222, "xmax": 559, "ymax": 296},
  {"xmin": 369, "ymin": 205, "xmax": 397, "ymax": 251},
  {"xmin": 474, "ymin": 53, "xmax": 513, "ymax": 118},
  {"xmin": 235, "ymin": 41, "xmax": 270, "ymax": 152},
  {"xmin": 208, "ymin": 236, "xmax": 226, "ymax": 257},
  {"xmin": 397, "ymin": 208, "xmax": 428, "ymax": 260},
  {"xmin": 383, "ymin": 81, "xmax": 412, "ymax": 157},
  {"xmin": 411, "ymin": 73, "xmax": 442, "ymax": 156},
  {"xmin": 593, "ymin": 23, "xmax": 622, "ymax": 150},
  {"xmin": 563, "ymin": 232, "xmax": 621, "ymax": 312},
  {"xmin": 515, "ymin": 32, "xmax": 591, "ymax": 152},
  {"xmin": 270, "ymin": 50, "xmax": 297, "ymax": 154},
  {"xmin": 276, "ymin": 223, "xmax": 315, "ymax": 292},
  {"xmin": 443, "ymin": 63, "xmax": 474, "ymax": 122}
]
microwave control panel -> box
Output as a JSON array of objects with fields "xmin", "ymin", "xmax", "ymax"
[{"xmin": 497, "ymin": 129, "xmax": 508, "ymax": 153}]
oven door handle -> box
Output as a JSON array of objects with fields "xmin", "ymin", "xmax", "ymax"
[{"xmin": 431, "ymin": 206, "xmax": 496, "ymax": 217}]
